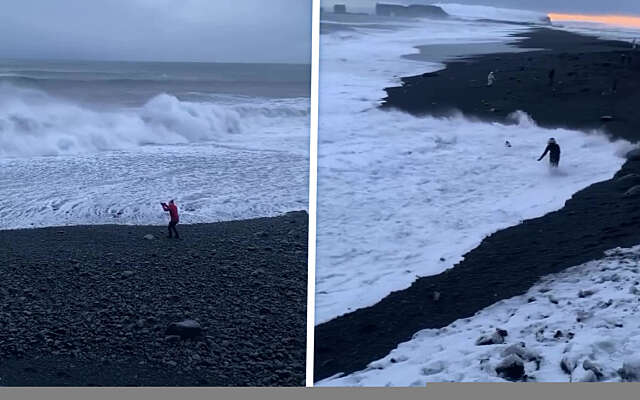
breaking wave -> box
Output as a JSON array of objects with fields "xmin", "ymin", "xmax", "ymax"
[{"xmin": 0, "ymin": 83, "xmax": 309, "ymax": 157}]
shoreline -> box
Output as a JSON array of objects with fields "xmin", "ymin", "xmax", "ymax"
[
  {"xmin": 315, "ymin": 28, "xmax": 640, "ymax": 381},
  {"xmin": 0, "ymin": 211, "xmax": 308, "ymax": 386},
  {"xmin": 382, "ymin": 27, "xmax": 639, "ymax": 140},
  {"xmin": 403, "ymin": 41, "xmax": 536, "ymax": 63},
  {"xmin": 0, "ymin": 209, "xmax": 310, "ymax": 232}
]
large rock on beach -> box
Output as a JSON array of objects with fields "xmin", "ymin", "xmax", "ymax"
[
  {"xmin": 165, "ymin": 319, "xmax": 203, "ymax": 340},
  {"xmin": 495, "ymin": 354, "xmax": 525, "ymax": 381}
]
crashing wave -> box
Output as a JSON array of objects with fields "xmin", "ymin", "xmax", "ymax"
[{"xmin": 0, "ymin": 84, "xmax": 309, "ymax": 157}]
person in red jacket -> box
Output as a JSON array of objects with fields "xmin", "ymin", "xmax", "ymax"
[{"xmin": 161, "ymin": 200, "xmax": 180, "ymax": 239}]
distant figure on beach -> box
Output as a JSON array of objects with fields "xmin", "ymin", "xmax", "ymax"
[
  {"xmin": 537, "ymin": 138, "xmax": 560, "ymax": 167},
  {"xmin": 487, "ymin": 71, "xmax": 496, "ymax": 87},
  {"xmin": 161, "ymin": 200, "xmax": 180, "ymax": 239},
  {"xmin": 548, "ymin": 68, "xmax": 555, "ymax": 86},
  {"xmin": 505, "ymin": 140, "xmax": 512, "ymax": 148}
]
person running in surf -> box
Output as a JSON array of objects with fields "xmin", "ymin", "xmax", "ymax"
[
  {"xmin": 537, "ymin": 138, "xmax": 560, "ymax": 167},
  {"xmin": 161, "ymin": 200, "xmax": 180, "ymax": 239}
]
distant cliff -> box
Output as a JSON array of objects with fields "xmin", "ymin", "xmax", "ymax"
[
  {"xmin": 334, "ymin": 4, "xmax": 347, "ymax": 14},
  {"xmin": 375, "ymin": 3, "xmax": 449, "ymax": 18}
]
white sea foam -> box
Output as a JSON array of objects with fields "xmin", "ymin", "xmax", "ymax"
[
  {"xmin": 0, "ymin": 142, "xmax": 309, "ymax": 229},
  {"xmin": 318, "ymin": 246, "xmax": 640, "ymax": 385}
]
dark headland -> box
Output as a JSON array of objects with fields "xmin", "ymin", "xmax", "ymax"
[
  {"xmin": 315, "ymin": 28, "xmax": 640, "ymax": 381},
  {"xmin": 0, "ymin": 211, "xmax": 307, "ymax": 386}
]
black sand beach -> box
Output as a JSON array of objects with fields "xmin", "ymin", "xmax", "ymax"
[
  {"xmin": 315, "ymin": 28, "xmax": 640, "ymax": 381},
  {"xmin": 384, "ymin": 28, "xmax": 640, "ymax": 140},
  {"xmin": 0, "ymin": 211, "xmax": 307, "ymax": 386}
]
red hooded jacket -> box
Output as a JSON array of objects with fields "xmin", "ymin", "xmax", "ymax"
[{"xmin": 162, "ymin": 202, "xmax": 179, "ymax": 223}]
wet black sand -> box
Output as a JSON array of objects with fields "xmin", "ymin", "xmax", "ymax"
[
  {"xmin": 315, "ymin": 28, "xmax": 640, "ymax": 381},
  {"xmin": 384, "ymin": 28, "xmax": 640, "ymax": 140},
  {"xmin": 0, "ymin": 211, "xmax": 307, "ymax": 386}
]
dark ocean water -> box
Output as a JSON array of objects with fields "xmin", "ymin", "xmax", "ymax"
[{"xmin": 0, "ymin": 59, "xmax": 311, "ymax": 106}]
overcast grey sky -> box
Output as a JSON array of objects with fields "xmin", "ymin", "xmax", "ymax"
[
  {"xmin": 329, "ymin": 0, "xmax": 640, "ymax": 15},
  {"xmin": 0, "ymin": 0, "xmax": 311, "ymax": 63}
]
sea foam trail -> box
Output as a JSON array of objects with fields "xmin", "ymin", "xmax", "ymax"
[
  {"xmin": 0, "ymin": 84, "xmax": 309, "ymax": 157},
  {"xmin": 315, "ymin": 10, "xmax": 630, "ymax": 324}
]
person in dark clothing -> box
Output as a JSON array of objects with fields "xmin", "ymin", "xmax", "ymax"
[
  {"xmin": 548, "ymin": 68, "xmax": 555, "ymax": 86},
  {"xmin": 161, "ymin": 200, "xmax": 180, "ymax": 238},
  {"xmin": 537, "ymin": 138, "xmax": 560, "ymax": 167}
]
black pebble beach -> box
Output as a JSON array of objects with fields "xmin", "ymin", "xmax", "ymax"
[{"xmin": 0, "ymin": 211, "xmax": 307, "ymax": 386}]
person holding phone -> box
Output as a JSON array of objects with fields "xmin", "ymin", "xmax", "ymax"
[{"xmin": 161, "ymin": 200, "xmax": 180, "ymax": 239}]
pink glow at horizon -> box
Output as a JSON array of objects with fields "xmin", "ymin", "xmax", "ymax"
[{"xmin": 548, "ymin": 13, "xmax": 640, "ymax": 29}]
